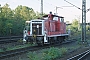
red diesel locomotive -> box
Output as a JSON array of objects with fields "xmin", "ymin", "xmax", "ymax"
[{"xmin": 23, "ymin": 12, "xmax": 69, "ymax": 45}]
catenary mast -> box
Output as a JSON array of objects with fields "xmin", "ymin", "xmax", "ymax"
[{"xmin": 82, "ymin": 0, "xmax": 86, "ymax": 42}]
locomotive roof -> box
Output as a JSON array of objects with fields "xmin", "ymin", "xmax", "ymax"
[{"xmin": 43, "ymin": 14, "xmax": 64, "ymax": 18}]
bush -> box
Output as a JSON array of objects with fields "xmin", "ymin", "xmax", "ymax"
[
  {"xmin": 27, "ymin": 47, "xmax": 68, "ymax": 60},
  {"xmin": 43, "ymin": 47, "xmax": 61, "ymax": 60},
  {"xmin": 28, "ymin": 51, "xmax": 39, "ymax": 60},
  {"xmin": 60, "ymin": 47, "xmax": 67, "ymax": 55}
]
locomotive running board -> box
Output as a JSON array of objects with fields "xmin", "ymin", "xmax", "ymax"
[{"xmin": 47, "ymin": 34, "xmax": 69, "ymax": 37}]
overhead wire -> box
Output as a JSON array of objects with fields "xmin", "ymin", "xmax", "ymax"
[
  {"xmin": 64, "ymin": 0, "xmax": 82, "ymax": 10},
  {"xmin": 37, "ymin": 0, "xmax": 81, "ymax": 16}
]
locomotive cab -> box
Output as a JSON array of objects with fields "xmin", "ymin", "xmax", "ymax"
[{"xmin": 23, "ymin": 19, "xmax": 46, "ymax": 45}]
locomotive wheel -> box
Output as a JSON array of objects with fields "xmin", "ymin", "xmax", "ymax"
[
  {"xmin": 60, "ymin": 37, "xmax": 65, "ymax": 43},
  {"xmin": 57, "ymin": 37, "xmax": 60, "ymax": 44},
  {"xmin": 48, "ymin": 37, "xmax": 54, "ymax": 45},
  {"xmin": 37, "ymin": 40, "xmax": 44, "ymax": 46},
  {"xmin": 49, "ymin": 37, "xmax": 52, "ymax": 44},
  {"xmin": 57, "ymin": 37, "xmax": 64, "ymax": 43}
]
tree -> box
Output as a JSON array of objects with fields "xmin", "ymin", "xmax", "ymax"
[
  {"xmin": 1, "ymin": 3, "xmax": 13, "ymax": 20},
  {"xmin": 0, "ymin": 4, "xmax": 42, "ymax": 36},
  {"xmin": 14, "ymin": 5, "xmax": 37, "ymax": 21},
  {"xmin": 67, "ymin": 19, "xmax": 80, "ymax": 33}
]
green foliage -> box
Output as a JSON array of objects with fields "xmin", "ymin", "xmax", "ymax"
[
  {"xmin": 60, "ymin": 47, "xmax": 67, "ymax": 55},
  {"xmin": 43, "ymin": 47, "xmax": 61, "ymax": 60},
  {"xmin": 0, "ymin": 49, "xmax": 4, "ymax": 52},
  {"xmin": 77, "ymin": 39, "xmax": 82, "ymax": 45},
  {"xmin": 66, "ymin": 19, "xmax": 81, "ymax": 35},
  {"xmin": 86, "ymin": 31, "xmax": 90, "ymax": 35},
  {"xmin": 28, "ymin": 47, "xmax": 68, "ymax": 60},
  {"xmin": 0, "ymin": 4, "xmax": 42, "ymax": 36},
  {"xmin": 18, "ymin": 39, "xmax": 23, "ymax": 43},
  {"xmin": 6, "ymin": 44, "xmax": 33, "ymax": 51},
  {"xmin": 86, "ymin": 25, "xmax": 90, "ymax": 31},
  {"xmin": 71, "ymin": 19, "xmax": 79, "ymax": 32},
  {"xmin": 28, "ymin": 52, "xmax": 39, "ymax": 60},
  {"xmin": 72, "ymin": 19, "xmax": 79, "ymax": 27}
]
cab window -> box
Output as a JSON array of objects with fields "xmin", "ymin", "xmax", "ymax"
[
  {"xmin": 53, "ymin": 17, "xmax": 58, "ymax": 21},
  {"xmin": 60, "ymin": 18, "xmax": 64, "ymax": 22}
]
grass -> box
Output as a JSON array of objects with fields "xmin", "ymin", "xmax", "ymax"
[
  {"xmin": 6, "ymin": 43, "xmax": 35, "ymax": 51},
  {"xmin": 4, "ymin": 39, "xmax": 36, "ymax": 51},
  {"xmin": 27, "ymin": 42, "xmax": 82, "ymax": 60},
  {"xmin": 0, "ymin": 49, "xmax": 4, "ymax": 52},
  {"xmin": 27, "ymin": 47, "xmax": 68, "ymax": 60}
]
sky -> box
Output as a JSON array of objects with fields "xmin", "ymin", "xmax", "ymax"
[{"xmin": 0, "ymin": 0, "xmax": 90, "ymax": 23}]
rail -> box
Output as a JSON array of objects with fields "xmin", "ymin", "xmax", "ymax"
[
  {"xmin": 67, "ymin": 49, "xmax": 90, "ymax": 60},
  {"xmin": 0, "ymin": 36, "xmax": 23, "ymax": 44}
]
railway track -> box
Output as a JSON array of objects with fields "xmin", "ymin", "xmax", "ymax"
[
  {"xmin": 0, "ymin": 45, "xmax": 51, "ymax": 59},
  {"xmin": 0, "ymin": 36, "xmax": 23, "ymax": 44},
  {"xmin": 67, "ymin": 49, "xmax": 90, "ymax": 60},
  {"xmin": 0, "ymin": 39, "xmax": 76, "ymax": 59}
]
